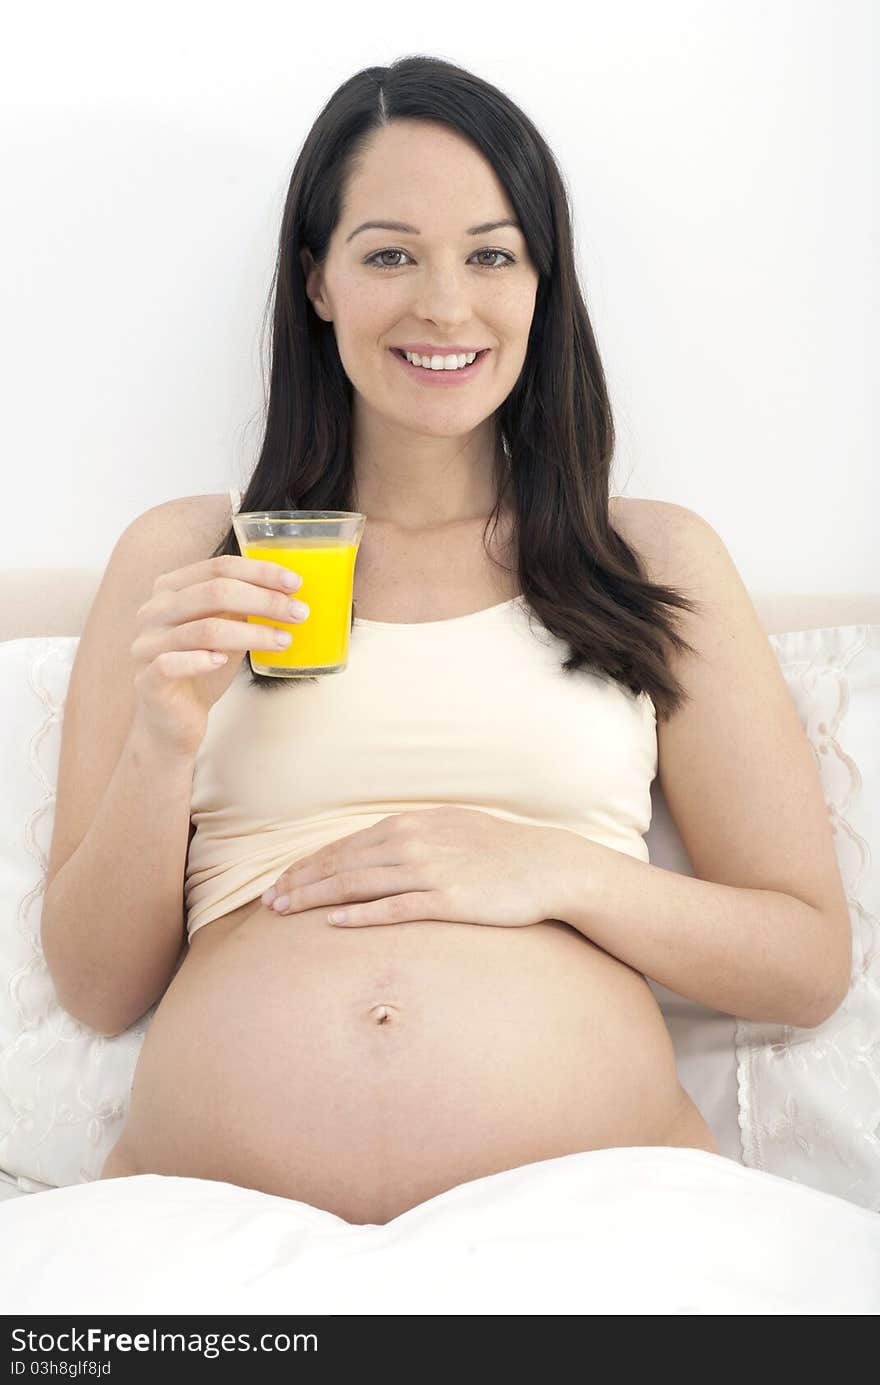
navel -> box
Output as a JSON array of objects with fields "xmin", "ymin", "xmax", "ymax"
[{"xmin": 368, "ymin": 1003, "xmax": 399, "ymax": 1026}]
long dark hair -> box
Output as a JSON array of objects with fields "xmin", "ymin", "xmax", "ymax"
[{"xmin": 211, "ymin": 54, "xmax": 702, "ymax": 720}]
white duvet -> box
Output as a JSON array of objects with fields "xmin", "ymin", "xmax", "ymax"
[{"xmin": 1, "ymin": 1146, "xmax": 878, "ymax": 1315}]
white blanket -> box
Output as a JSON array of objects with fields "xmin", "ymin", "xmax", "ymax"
[{"xmin": 2, "ymin": 1147, "xmax": 878, "ymax": 1315}]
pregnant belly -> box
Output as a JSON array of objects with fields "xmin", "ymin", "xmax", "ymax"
[{"xmin": 105, "ymin": 900, "xmax": 717, "ymax": 1225}]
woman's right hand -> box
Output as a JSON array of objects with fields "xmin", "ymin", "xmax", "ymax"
[{"xmin": 129, "ymin": 553, "xmax": 310, "ymax": 758}]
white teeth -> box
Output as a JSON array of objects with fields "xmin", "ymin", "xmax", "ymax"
[{"xmin": 402, "ymin": 350, "xmax": 478, "ymax": 370}]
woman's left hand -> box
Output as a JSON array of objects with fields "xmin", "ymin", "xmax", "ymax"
[{"xmin": 260, "ymin": 807, "xmax": 565, "ymax": 928}]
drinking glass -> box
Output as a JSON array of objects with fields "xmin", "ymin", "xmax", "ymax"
[{"xmin": 231, "ymin": 510, "xmax": 366, "ymax": 677}]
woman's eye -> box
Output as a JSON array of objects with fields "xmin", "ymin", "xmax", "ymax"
[{"xmin": 365, "ymin": 248, "xmax": 515, "ymax": 272}]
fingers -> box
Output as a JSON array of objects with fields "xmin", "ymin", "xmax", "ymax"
[
  {"xmin": 153, "ymin": 553, "xmax": 303, "ymax": 595},
  {"xmin": 173, "ymin": 577, "xmax": 308, "ymax": 631},
  {"xmin": 326, "ymin": 892, "xmax": 442, "ymax": 928},
  {"xmin": 266, "ymin": 830, "xmax": 397, "ymax": 904},
  {"xmin": 260, "ymin": 814, "xmax": 424, "ymax": 917},
  {"xmin": 137, "ymin": 649, "xmax": 230, "ymax": 683},
  {"xmin": 266, "ymin": 865, "xmax": 406, "ymax": 916}
]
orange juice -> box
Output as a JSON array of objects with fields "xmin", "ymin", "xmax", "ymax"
[{"xmin": 244, "ymin": 538, "xmax": 359, "ymax": 672}]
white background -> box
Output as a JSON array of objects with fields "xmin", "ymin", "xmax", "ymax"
[{"xmin": 1, "ymin": 0, "xmax": 876, "ymax": 588}]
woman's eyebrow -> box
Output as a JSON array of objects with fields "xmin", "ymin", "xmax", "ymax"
[{"xmin": 346, "ymin": 218, "xmax": 521, "ymax": 243}]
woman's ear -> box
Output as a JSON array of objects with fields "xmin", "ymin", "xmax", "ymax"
[{"xmin": 300, "ymin": 246, "xmax": 331, "ymax": 323}]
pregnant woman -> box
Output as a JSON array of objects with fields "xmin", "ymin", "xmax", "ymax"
[{"xmin": 41, "ymin": 58, "xmax": 850, "ymax": 1227}]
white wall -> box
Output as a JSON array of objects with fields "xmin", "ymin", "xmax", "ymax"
[{"xmin": 2, "ymin": 0, "xmax": 876, "ymax": 590}]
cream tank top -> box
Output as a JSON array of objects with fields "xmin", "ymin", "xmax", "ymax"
[{"xmin": 183, "ymin": 487, "xmax": 658, "ymax": 941}]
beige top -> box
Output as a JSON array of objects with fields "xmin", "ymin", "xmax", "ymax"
[{"xmin": 183, "ymin": 487, "xmax": 658, "ymax": 940}]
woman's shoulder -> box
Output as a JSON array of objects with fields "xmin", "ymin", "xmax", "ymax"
[
  {"xmin": 610, "ymin": 496, "xmax": 676, "ymax": 586},
  {"xmin": 139, "ymin": 493, "xmax": 236, "ymax": 562},
  {"xmin": 177, "ymin": 490, "xmax": 237, "ymax": 528},
  {"xmin": 198, "ymin": 491, "xmax": 238, "ymax": 526}
]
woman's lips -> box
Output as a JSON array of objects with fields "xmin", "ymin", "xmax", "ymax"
[{"xmin": 389, "ymin": 348, "xmax": 490, "ymax": 386}]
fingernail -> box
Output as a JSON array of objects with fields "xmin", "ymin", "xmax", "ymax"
[
  {"xmin": 272, "ymin": 895, "xmax": 289, "ymax": 912},
  {"xmin": 262, "ymin": 887, "xmax": 277, "ymax": 905}
]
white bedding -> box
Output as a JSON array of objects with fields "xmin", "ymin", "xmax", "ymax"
[{"xmin": 2, "ymin": 1146, "xmax": 878, "ymax": 1315}]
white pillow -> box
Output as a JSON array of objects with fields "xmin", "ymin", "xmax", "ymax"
[
  {"xmin": 0, "ymin": 628, "xmax": 877, "ymax": 1208},
  {"xmin": 0, "ymin": 639, "xmax": 150, "ymax": 1191}
]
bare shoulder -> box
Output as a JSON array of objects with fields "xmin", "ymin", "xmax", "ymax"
[
  {"xmin": 149, "ymin": 492, "xmax": 233, "ymax": 555},
  {"xmin": 609, "ymin": 496, "xmax": 690, "ymax": 587}
]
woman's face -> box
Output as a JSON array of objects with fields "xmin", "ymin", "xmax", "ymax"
[{"xmin": 301, "ymin": 119, "xmax": 540, "ymax": 441}]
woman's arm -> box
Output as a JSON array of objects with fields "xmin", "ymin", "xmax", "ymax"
[
  {"xmin": 41, "ymin": 503, "xmax": 207, "ymax": 1036},
  {"xmin": 43, "ymin": 722, "xmax": 196, "ymax": 1036},
  {"xmin": 548, "ymin": 835, "xmax": 845, "ymax": 1028},
  {"xmin": 548, "ymin": 503, "xmax": 852, "ymax": 1030}
]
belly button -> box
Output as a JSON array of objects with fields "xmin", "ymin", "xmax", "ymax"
[{"xmin": 368, "ymin": 1003, "xmax": 399, "ymax": 1025}]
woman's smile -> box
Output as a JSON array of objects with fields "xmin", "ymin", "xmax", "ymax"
[{"xmin": 389, "ymin": 346, "xmax": 491, "ymax": 387}]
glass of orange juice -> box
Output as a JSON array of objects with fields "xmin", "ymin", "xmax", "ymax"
[{"xmin": 231, "ymin": 510, "xmax": 366, "ymax": 677}]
